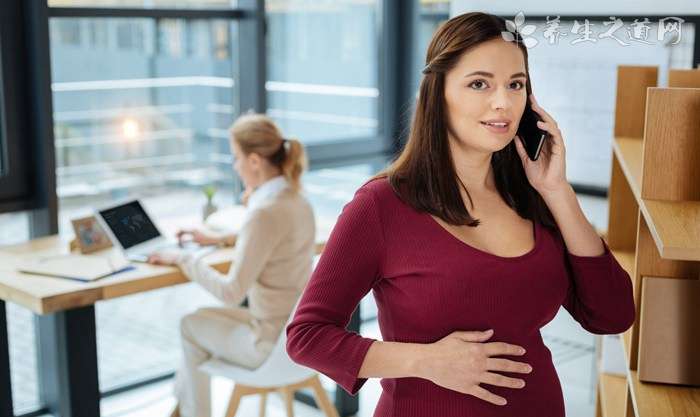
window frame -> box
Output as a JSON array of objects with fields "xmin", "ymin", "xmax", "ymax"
[
  {"xmin": 8, "ymin": 2, "xmax": 374, "ymax": 417},
  {"xmin": 0, "ymin": 33, "xmax": 6, "ymax": 178},
  {"xmin": 0, "ymin": 1, "xmax": 33, "ymax": 213}
]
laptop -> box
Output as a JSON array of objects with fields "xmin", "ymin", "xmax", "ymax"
[{"xmin": 95, "ymin": 199, "xmax": 214, "ymax": 262}]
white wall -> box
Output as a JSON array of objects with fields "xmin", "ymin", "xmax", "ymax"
[{"xmin": 451, "ymin": 0, "xmax": 700, "ymax": 17}]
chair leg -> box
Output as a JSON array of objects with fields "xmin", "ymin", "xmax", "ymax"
[
  {"xmin": 259, "ymin": 391, "xmax": 268, "ymax": 417},
  {"xmin": 225, "ymin": 385, "xmax": 246, "ymax": 417},
  {"xmin": 309, "ymin": 376, "xmax": 340, "ymax": 417},
  {"xmin": 278, "ymin": 386, "xmax": 295, "ymax": 417}
]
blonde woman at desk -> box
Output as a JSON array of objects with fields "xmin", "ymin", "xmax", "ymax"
[{"xmin": 147, "ymin": 113, "xmax": 316, "ymax": 417}]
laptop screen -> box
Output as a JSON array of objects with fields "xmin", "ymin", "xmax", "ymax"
[{"xmin": 99, "ymin": 201, "xmax": 161, "ymax": 249}]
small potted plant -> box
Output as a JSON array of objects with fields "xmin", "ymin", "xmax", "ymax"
[{"xmin": 202, "ymin": 185, "xmax": 218, "ymax": 221}]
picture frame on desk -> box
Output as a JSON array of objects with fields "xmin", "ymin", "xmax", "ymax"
[{"xmin": 71, "ymin": 215, "xmax": 113, "ymax": 254}]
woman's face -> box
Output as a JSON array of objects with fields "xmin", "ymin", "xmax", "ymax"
[
  {"xmin": 444, "ymin": 38, "xmax": 528, "ymax": 154},
  {"xmin": 230, "ymin": 139, "xmax": 261, "ymax": 189}
]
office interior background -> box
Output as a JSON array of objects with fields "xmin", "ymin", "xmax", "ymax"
[{"xmin": 0, "ymin": 0, "xmax": 698, "ymax": 416}]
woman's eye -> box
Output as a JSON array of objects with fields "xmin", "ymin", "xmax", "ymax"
[
  {"xmin": 469, "ymin": 80, "xmax": 488, "ymax": 90},
  {"xmin": 468, "ymin": 79, "xmax": 525, "ymax": 90}
]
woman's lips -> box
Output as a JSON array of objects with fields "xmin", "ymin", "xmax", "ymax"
[{"xmin": 480, "ymin": 121, "xmax": 510, "ymax": 134}]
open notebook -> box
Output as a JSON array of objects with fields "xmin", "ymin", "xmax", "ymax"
[{"xmin": 18, "ymin": 252, "xmax": 133, "ymax": 282}]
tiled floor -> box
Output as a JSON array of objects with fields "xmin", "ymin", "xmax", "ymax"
[{"xmin": 4, "ymin": 165, "xmax": 610, "ymax": 416}]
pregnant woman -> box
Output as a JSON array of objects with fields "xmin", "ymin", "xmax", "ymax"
[{"xmin": 285, "ymin": 11, "xmax": 635, "ymax": 417}]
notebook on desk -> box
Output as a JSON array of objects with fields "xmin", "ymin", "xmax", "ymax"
[{"xmin": 18, "ymin": 252, "xmax": 133, "ymax": 282}]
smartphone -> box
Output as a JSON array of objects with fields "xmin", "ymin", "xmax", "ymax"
[{"xmin": 517, "ymin": 102, "xmax": 549, "ymax": 161}]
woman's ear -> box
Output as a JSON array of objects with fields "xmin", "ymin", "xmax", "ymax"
[
  {"xmin": 247, "ymin": 152, "xmax": 261, "ymax": 167},
  {"xmin": 248, "ymin": 152, "xmax": 263, "ymax": 170}
]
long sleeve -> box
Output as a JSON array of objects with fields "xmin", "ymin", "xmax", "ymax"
[
  {"xmin": 561, "ymin": 235, "xmax": 636, "ymax": 334},
  {"xmin": 176, "ymin": 208, "xmax": 283, "ymax": 306},
  {"xmin": 286, "ymin": 186, "xmax": 384, "ymax": 395}
]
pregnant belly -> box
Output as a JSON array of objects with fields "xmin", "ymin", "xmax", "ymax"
[{"xmin": 374, "ymin": 339, "xmax": 565, "ymax": 417}]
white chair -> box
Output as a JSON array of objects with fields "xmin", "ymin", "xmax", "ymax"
[{"xmin": 198, "ymin": 306, "xmax": 339, "ymax": 417}]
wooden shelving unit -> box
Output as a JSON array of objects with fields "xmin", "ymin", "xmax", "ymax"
[{"xmin": 595, "ymin": 66, "xmax": 700, "ymax": 417}]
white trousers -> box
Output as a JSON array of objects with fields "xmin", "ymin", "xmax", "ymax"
[{"xmin": 175, "ymin": 306, "xmax": 274, "ymax": 417}]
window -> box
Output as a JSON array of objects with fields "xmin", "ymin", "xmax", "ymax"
[
  {"xmin": 0, "ymin": 211, "xmax": 39, "ymax": 415},
  {"xmin": 49, "ymin": 15, "xmax": 242, "ymax": 390},
  {"xmin": 116, "ymin": 20, "xmax": 146, "ymax": 51},
  {"xmin": 8, "ymin": 295, "xmax": 40, "ymax": 415},
  {"xmin": 0, "ymin": 40, "xmax": 5, "ymax": 178},
  {"xmin": 53, "ymin": 19, "xmax": 82, "ymax": 45},
  {"xmin": 266, "ymin": 0, "xmax": 380, "ymax": 144},
  {"xmin": 413, "ymin": 0, "xmax": 449, "ymax": 100},
  {"xmin": 49, "ymin": 0, "xmax": 239, "ymax": 8},
  {"xmin": 157, "ymin": 19, "xmax": 185, "ymax": 56}
]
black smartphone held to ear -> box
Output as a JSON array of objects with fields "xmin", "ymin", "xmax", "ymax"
[{"xmin": 517, "ymin": 101, "xmax": 549, "ymax": 161}]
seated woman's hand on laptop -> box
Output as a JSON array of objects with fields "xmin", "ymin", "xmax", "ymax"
[
  {"xmin": 176, "ymin": 228, "xmax": 222, "ymax": 246},
  {"xmin": 146, "ymin": 249, "xmax": 183, "ymax": 266}
]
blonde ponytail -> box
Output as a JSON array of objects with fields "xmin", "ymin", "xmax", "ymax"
[
  {"xmin": 280, "ymin": 138, "xmax": 307, "ymax": 192},
  {"xmin": 230, "ymin": 113, "xmax": 307, "ymax": 192}
]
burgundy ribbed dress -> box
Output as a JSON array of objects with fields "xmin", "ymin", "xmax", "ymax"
[{"xmin": 286, "ymin": 177, "xmax": 635, "ymax": 417}]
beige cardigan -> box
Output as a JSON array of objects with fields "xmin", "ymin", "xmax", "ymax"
[{"xmin": 176, "ymin": 185, "xmax": 316, "ymax": 351}]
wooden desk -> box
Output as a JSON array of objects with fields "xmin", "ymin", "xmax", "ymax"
[
  {"xmin": 0, "ymin": 224, "xmax": 346, "ymax": 417},
  {"xmin": 0, "ymin": 236, "xmax": 326, "ymax": 315}
]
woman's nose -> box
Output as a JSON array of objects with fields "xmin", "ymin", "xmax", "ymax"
[{"xmin": 490, "ymin": 87, "xmax": 512, "ymax": 111}]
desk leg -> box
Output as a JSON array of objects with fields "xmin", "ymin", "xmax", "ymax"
[
  {"xmin": 1, "ymin": 300, "xmax": 14, "ymax": 417},
  {"xmin": 36, "ymin": 305, "xmax": 100, "ymax": 417},
  {"xmin": 334, "ymin": 305, "xmax": 361, "ymax": 417}
]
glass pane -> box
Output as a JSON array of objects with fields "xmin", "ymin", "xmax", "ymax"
[
  {"xmin": 50, "ymin": 16, "xmax": 240, "ymax": 391},
  {"xmin": 7, "ymin": 303, "xmax": 39, "ymax": 415},
  {"xmin": 266, "ymin": 0, "xmax": 380, "ymax": 144},
  {"xmin": 416, "ymin": 0, "xmax": 450, "ymax": 94},
  {"xmin": 49, "ymin": 0, "xmax": 239, "ymax": 9},
  {"xmin": 0, "ymin": 212, "xmax": 40, "ymax": 415},
  {"xmin": 419, "ymin": 0, "xmax": 450, "ymax": 14},
  {"xmin": 0, "ymin": 33, "xmax": 4, "ymax": 177}
]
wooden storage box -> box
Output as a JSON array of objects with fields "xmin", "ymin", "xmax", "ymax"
[{"xmin": 638, "ymin": 276, "xmax": 700, "ymax": 385}]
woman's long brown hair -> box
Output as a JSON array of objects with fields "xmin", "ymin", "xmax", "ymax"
[{"xmin": 374, "ymin": 12, "xmax": 557, "ymax": 231}]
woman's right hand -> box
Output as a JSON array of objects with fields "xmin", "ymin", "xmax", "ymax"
[
  {"xmin": 415, "ymin": 329, "xmax": 533, "ymax": 406},
  {"xmin": 176, "ymin": 228, "xmax": 222, "ymax": 246}
]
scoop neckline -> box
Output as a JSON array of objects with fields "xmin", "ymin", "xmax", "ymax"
[{"xmin": 427, "ymin": 214, "xmax": 542, "ymax": 261}]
